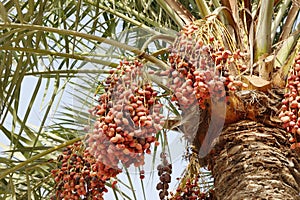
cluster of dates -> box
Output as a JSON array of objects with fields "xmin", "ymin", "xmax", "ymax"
[
  {"xmin": 169, "ymin": 175, "xmax": 215, "ymax": 200},
  {"xmin": 51, "ymin": 60, "xmax": 165, "ymax": 199},
  {"xmin": 87, "ymin": 60, "xmax": 164, "ymax": 169},
  {"xmin": 51, "ymin": 141, "xmax": 120, "ymax": 200},
  {"xmin": 156, "ymin": 153, "xmax": 172, "ymax": 199},
  {"xmin": 279, "ymin": 52, "xmax": 300, "ymax": 149},
  {"xmin": 163, "ymin": 23, "xmax": 247, "ymax": 109}
]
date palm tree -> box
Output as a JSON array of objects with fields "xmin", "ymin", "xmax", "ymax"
[{"xmin": 0, "ymin": 0, "xmax": 299, "ymax": 199}]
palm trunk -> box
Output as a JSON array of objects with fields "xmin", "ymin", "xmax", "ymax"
[{"xmin": 209, "ymin": 120, "xmax": 300, "ymax": 200}]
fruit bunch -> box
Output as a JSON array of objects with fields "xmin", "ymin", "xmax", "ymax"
[
  {"xmin": 164, "ymin": 21, "xmax": 247, "ymax": 110},
  {"xmin": 156, "ymin": 153, "xmax": 172, "ymax": 199},
  {"xmin": 279, "ymin": 52, "xmax": 300, "ymax": 149},
  {"xmin": 51, "ymin": 141, "xmax": 120, "ymax": 200},
  {"xmin": 87, "ymin": 60, "xmax": 163, "ymax": 169},
  {"xmin": 170, "ymin": 175, "xmax": 200, "ymax": 200},
  {"xmin": 169, "ymin": 175, "xmax": 216, "ymax": 200}
]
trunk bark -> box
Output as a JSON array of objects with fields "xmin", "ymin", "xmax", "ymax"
[{"xmin": 209, "ymin": 120, "xmax": 300, "ymax": 200}]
